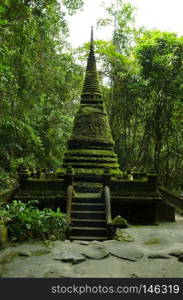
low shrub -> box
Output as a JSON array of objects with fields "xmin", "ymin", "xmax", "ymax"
[
  {"xmin": 0, "ymin": 200, "xmax": 70, "ymax": 242},
  {"xmin": 0, "ymin": 168, "xmax": 17, "ymax": 192}
]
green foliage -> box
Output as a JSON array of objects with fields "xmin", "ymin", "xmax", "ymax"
[
  {"xmin": 62, "ymin": 0, "xmax": 84, "ymax": 15},
  {"xmin": 97, "ymin": 0, "xmax": 137, "ymax": 54},
  {"xmin": 135, "ymin": 31, "xmax": 183, "ymax": 187},
  {"xmin": 0, "ymin": 0, "xmax": 83, "ymax": 176},
  {"xmin": 0, "ymin": 168, "xmax": 17, "ymax": 191},
  {"xmin": 95, "ymin": 2, "xmax": 183, "ymax": 190},
  {"xmin": 0, "ymin": 200, "xmax": 70, "ymax": 241}
]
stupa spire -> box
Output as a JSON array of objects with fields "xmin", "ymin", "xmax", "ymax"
[
  {"xmin": 81, "ymin": 27, "xmax": 101, "ymax": 99},
  {"xmin": 90, "ymin": 26, "xmax": 94, "ymax": 50},
  {"xmin": 62, "ymin": 27, "xmax": 121, "ymax": 176}
]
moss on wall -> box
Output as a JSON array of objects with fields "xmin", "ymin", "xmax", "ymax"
[
  {"xmin": 65, "ymin": 149, "xmax": 117, "ymax": 157},
  {"xmin": 70, "ymin": 106, "xmax": 113, "ymax": 144},
  {"xmin": 0, "ymin": 221, "xmax": 8, "ymax": 248},
  {"xmin": 63, "ymin": 156, "xmax": 117, "ymax": 163}
]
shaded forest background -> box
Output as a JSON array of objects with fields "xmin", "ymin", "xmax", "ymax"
[{"xmin": 0, "ymin": 0, "xmax": 183, "ymax": 192}]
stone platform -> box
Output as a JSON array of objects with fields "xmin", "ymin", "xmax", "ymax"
[{"xmin": 1, "ymin": 214, "xmax": 183, "ymax": 278}]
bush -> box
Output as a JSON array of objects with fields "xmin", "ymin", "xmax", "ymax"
[
  {"xmin": 0, "ymin": 168, "xmax": 17, "ymax": 192},
  {"xmin": 0, "ymin": 200, "xmax": 70, "ymax": 242}
]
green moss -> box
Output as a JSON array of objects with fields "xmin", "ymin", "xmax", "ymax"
[
  {"xmin": 112, "ymin": 215, "xmax": 128, "ymax": 228},
  {"xmin": 66, "ymin": 149, "xmax": 116, "ymax": 156},
  {"xmin": 0, "ymin": 264, "xmax": 5, "ymax": 277},
  {"xmin": 144, "ymin": 238, "xmax": 160, "ymax": 245},
  {"xmin": 32, "ymin": 250, "xmax": 50, "ymax": 256},
  {"xmin": 0, "ymin": 189, "xmax": 15, "ymax": 204},
  {"xmin": 66, "ymin": 168, "xmax": 121, "ymax": 176},
  {"xmin": 63, "ymin": 148, "xmax": 121, "ymax": 175},
  {"xmin": 71, "ymin": 106, "xmax": 113, "ymax": 143},
  {"xmin": 0, "ymin": 252, "xmax": 18, "ymax": 264},
  {"xmin": 175, "ymin": 207, "xmax": 183, "ymax": 215},
  {"xmin": 63, "ymin": 162, "xmax": 119, "ymax": 168},
  {"xmin": 74, "ymin": 181, "xmax": 102, "ymax": 190},
  {"xmin": 0, "ymin": 223, "xmax": 8, "ymax": 249},
  {"xmin": 55, "ymin": 168, "xmax": 64, "ymax": 173},
  {"xmin": 64, "ymin": 156, "xmax": 116, "ymax": 163},
  {"xmin": 114, "ymin": 230, "xmax": 134, "ymax": 242}
]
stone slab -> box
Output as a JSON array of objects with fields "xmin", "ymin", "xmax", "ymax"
[
  {"xmin": 109, "ymin": 244, "xmax": 144, "ymax": 262},
  {"xmin": 54, "ymin": 251, "xmax": 86, "ymax": 264}
]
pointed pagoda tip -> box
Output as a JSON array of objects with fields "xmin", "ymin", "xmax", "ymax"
[
  {"xmin": 90, "ymin": 26, "xmax": 94, "ymax": 49},
  {"xmin": 80, "ymin": 25, "xmax": 101, "ymax": 99}
]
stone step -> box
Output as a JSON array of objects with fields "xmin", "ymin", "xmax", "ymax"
[
  {"xmin": 75, "ymin": 193, "xmax": 103, "ymax": 203},
  {"xmin": 69, "ymin": 235, "xmax": 107, "ymax": 241},
  {"xmin": 70, "ymin": 188, "xmax": 106, "ymax": 241},
  {"xmin": 71, "ymin": 210, "xmax": 105, "ymax": 219},
  {"xmin": 75, "ymin": 187, "xmax": 101, "ymax": 193},
  {"xmin": 72, "ymin": 203, "xmax": 105, "ymax": 211},
  {"xmin": 74, "ymin": 182, "xmax": 102, "ymax": 193},
  {"xmin": 71, "ymin": 218, "xmax": 106, "ymax": 227},
  {"xmin": 75, "ymin": 192, "xmax": 101, "ymax": 198},
  {"xmin": 71, "ymin": 226, "xmax": 107, "ymax": 237}
]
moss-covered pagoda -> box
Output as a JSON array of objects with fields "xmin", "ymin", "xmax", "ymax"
[
  {"xmin": 63, "ymin": 27, "xmax": 120, "ymax": 176},
  {"xmin": 10, "ymin": 28, "xmax": 176, "ymax": 241}
]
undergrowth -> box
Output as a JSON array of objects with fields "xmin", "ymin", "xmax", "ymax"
[{"xmin": 0, "ymin": 200, "xmax": 70, "ymax": 242}]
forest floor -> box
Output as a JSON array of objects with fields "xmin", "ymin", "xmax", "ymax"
[{"xmin": 1, "ymin": 214, "xmax": 183, "ymax": 278}]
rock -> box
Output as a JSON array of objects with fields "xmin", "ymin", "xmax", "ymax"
[
  {"xmin": 73, "ymin": 240, "xmax": 90, "ymax": 246},
  {"xmin": 0, "ymin": 223, "xmax": 8, "ymax": 248},
  {"xmin": 0, "ymin": 264, "xmax": 5, "ymax": 278},
  {"xmin": 48, "ymin": 235, "xmax": 56, "ymax": 241},
  {"xmin": 18, "ymin": 251, "xmax": 31, "ymax": 257},
  {"xmin": 144, "ymin": 238, "xmax": 160, "ymax": 245},
  {"xmin": 115, "ymin": 229, "xmax": 134, "ymax": 242},
  {"xmin": 82, "ymin": 246, "xmax": 109, "ymax": 260},
  {"xmin": 64, "ymin": 240, "xmax": 71, "ymax": 244},
  {"xmin": 148, "ymin": 255, "xmax": 170, "ymax": 259},
  {"xmin": 54, "ymin": 251, "xmax": 86, "ymax": 264},
  {"xmin": 169, "ymin": 250, "xmax": 183, "ymax": 258},
  {"xmin": 43, "ymin": 240, "xmax": 54, "ymax": 248},
  {"xmin": 44, "ymin": 269, "xmax": 68, "ymax": 278},
  {"xmin": 0, "ymin": 251, "xmax": 18, "ymax": 264},
  {"xmin": 102, "ymin": 240, "xmax": 118, "ymax": 245},
  {"xmin": 91, "ymin": 240, "xmax": 101, "ymax": 245},
  {"xmin": 109, "ymin": 245, "xmax": 144, "ymax": 261},
  {"xmin": 102, "ymin": 240, "xmax": 120, "ymax": 252},
  {"xmin": 54, "ymin": 252, "xmax": 73, "ymax": 262},
  {"xmin": 73, "ymin": 267, "xmax": 86, "ymax": 276},
  {"xmin": 44, "ymin": 270, "xmax": 57, "ymax": 278},
  {"xmin": 112, "ymin": 215, "xmax": 128, "ymax": 228},
  {"xmin": 124, "ymin": 237, "xmax": 134, "ymax": 242},
  {"xmin": 78, "ymin": 241, "xmax": 90, "ymax": 246},
  {"xmin": 178, "ymin": 255, "xmax": 183, "ymax": 262},
  {"xmin": 32, "ymin": 249, "xmax": 50, "ymax": 256},
  {"xmin": 14, "ymin": 242, "xmax": 51, "ymax": 255},
  {"xmin": 72, "ymin": 256, "xmax": 86, "ymax": 264},
  {"xmin": 130, "ymin": 273, "xmax": 140, "ymax": 278}
]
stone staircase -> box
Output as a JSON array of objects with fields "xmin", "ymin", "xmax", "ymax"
[{"xmin": 70, "ymin": 181, "xmax": 107, "ymax": 241}]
